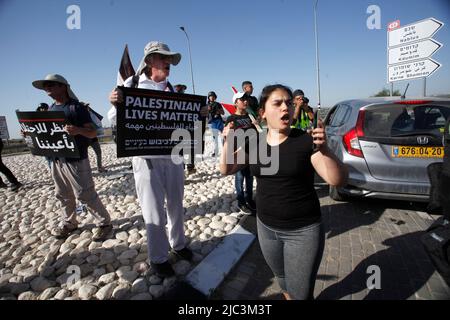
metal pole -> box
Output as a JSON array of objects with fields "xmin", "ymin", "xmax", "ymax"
[
  {"xmin": 390, "ymin": 82, "xmax": 393, "ymax": 96},
  {"xmin": 314, "ymin": 0, "xmax": 321, "ymax": 112},
  {"xmin": 180, "ymin": 26, "xmax": 196, "ymax": 94}
]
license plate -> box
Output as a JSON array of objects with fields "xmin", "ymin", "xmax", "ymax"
[{"xmin": 391, "ymin": 146, "xmax": 444, "ymax": 158}]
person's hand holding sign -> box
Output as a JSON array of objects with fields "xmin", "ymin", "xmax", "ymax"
[
  {"xmin": 109, "ymin": 88, "xmax": 124, "ymax": 108},
  {"xmin": 64, "ymin": 125, "xmax": 80, "ymax": 136}
]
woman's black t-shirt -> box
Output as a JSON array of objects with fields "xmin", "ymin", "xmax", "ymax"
[{"xmin": 247, "ymin": 129, "xmax": 321, "ymax": 230}]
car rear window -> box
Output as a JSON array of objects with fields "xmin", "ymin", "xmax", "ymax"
[{"xmin": 363, "ymin": 103, "xmax": 450, "ymax": 138}]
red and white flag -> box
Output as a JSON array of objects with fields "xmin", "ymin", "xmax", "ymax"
[{"xmin": 116, "ymin": 45, "xmax": 136, "ymax": 86}]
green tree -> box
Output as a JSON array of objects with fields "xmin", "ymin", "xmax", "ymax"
[{"xmin": 372, "ymin": 88, "xmax": 401, "ymax": 97}]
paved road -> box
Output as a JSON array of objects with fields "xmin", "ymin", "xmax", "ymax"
[{"xmin": 212, "ymin": 182, "xmax": 450, "ymax": 300}]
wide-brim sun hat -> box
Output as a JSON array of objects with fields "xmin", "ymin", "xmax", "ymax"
[
  {"xmin": 32, "ymin": 74, "xmax": 78, "ymax": 101},
  {"xmin": 136, "ymin": 41, "xmax": 182, "ymax": 75}
]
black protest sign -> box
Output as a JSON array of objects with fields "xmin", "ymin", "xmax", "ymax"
[
  {"xmin": 116, "ymin": 87, "xmax": 206, "ymax": 157},
  {"xmin": 16, "ymin": 111, "xmax": 79, "ymax": 158}
]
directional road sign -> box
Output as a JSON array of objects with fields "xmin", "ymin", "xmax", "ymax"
[
  {"xmin": 388, "ymin": 18, "xmax": 443, "ymax": 47},
  {"xmin": 388, "ymin": 39, "xmax": 442, "ymax": 65},
  {"xmin": 388, "ymin": 59, "xmax": 441, "ymax": 82}
]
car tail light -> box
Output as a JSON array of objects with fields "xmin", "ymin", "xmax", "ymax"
[
  {"xmin": 342, "ymin": 110, "xmax": 365, "ymax": 158},
  {"xmin": 395, "ymin": 100, "xmax": 433, "ymax": 105}
]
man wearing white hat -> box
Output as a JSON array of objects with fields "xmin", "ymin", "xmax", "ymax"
[
  {"xmin": 109, "ymin": 41, "xmax": 206, "ymax": 277},
  {"xmin": 32, "ymin": 74, "xmax": 112, "ymax": 241}
]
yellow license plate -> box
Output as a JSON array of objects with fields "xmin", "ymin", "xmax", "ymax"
[{"xmin": 391, "ymin": 146, "xmax": 444, "ymax": 158}]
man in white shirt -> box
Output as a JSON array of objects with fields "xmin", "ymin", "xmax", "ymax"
[{"xmin": 109, "ymin": 41, "xmax": 206, "ymax": 277}]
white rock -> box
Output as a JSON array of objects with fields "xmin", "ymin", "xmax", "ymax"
[
  {"xmin": 224, "ymin": 224, "xmax": 235, "ymax": 232},
  {"xmin": 199, "ymin": 233, "xmax": 211, "ymax": 241},
  {"xmin": 54, "ymin": 289, "xmax": 70, "ymax": 300},
  {"xmin": 209, "ymin": 221, "xmax": 226, "ymax": 230},
  {"xmin": 75, "ymin": 238, "xmax": 91, "ymax": 249},
  {"xmin": 39, "ymin": 287, "xmax": 60, "ymax": 300},
  {"xmin": 123, "ymin": 195, "xmax": 136, "ymax": 204},
  {"xmin": 88, "ymin": 241, "xmax": 102, "ymax": 251},
  {"xmin": 102, "ymin": 239, "xmax": 121, "ymax": 249},
  {"xmin": 190, "ymin": 230, "xmax": 201, "ymax": 238},
  {"xmin": 128, "ymin": 233, "xmax": 141, "ymax": 243},
  {"xmin": 197, "ymin": 218, "xmax": 211, "ymax": 227},
  {"xmin": 203, "ymin": 227, "xmax": 213, "ymax": 235},
  {"xmin": 222, "ymin": 216, "xmax": 238, "ymax": 225},
  {"xmin": 96, "ymin": 282, "xmax": 117, "ymax": 300},
  {"xmin": 59, "ymin": 243, "xmax": 75, "ymax": 254},
  {"xmin": 18, "ymin": 291, "xmax": 39, "ymax": 300},
  {"xmin": 78, "ymin": 284, "xmax": 98, "ymax": 300},
  {"xmin": 99, "ymin": 272, "xmax": 117, "ymax": 285},
  {"xmin": 115, "ymin": 231, "xmax": 129, "ymax": 241}
]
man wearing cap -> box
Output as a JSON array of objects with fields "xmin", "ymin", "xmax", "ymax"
[
  {"xmin": 223, "ymin": 91, "xmax": 257, "ymax": 215},
  {"xmin": 32, "ymin": 74, "xmax": 112, "ymax": 240},
  {"xmin": 207, "ymin": 91, "xmax": 225, "ymax": 157},
  {"xmin": 291, "ymin": 90, "xmax": 314, "ymax": 131},
  {"xmin": 108, "ymin": 41, "xmax": 206, "ymax": 277},
  {"xmin": 242, "ymin": 81, "xmax": 259, "ymax": 119}
]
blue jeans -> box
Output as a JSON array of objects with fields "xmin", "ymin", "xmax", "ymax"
[
  {"xmin": 235, "ymin": 166, "xmax": 253, "ymax": 204},
  {"xmin": 257, "ymin": 218, "xmax": 325, "ymax": 300}
]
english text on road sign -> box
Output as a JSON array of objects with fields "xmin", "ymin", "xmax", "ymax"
[
  {"xmin": 388, "ymin": 59, "xmax": 441, "ymax": 82},
  {"xmin": 388, "ymin": 39, "xmax": 442, "ymax": 65},
  {"xmin": 388, "ymin": 18, "xmax": 443, "ymax": 47}
]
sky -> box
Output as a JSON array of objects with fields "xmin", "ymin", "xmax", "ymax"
[{"xmin": 0, "ymin": 0, "xmax": 449, "ymax": 139}]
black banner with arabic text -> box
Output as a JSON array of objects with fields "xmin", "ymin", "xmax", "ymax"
[{"xmin": 16, "ymin": 111, "xmax": 79, "ymax": 158}]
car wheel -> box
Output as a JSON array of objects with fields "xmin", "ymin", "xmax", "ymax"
[{"xmin": 329, "ymin": 185, "xmax": 349, "ymax": 201}]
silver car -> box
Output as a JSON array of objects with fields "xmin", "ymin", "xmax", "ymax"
[{"xmin": 324, "ymin": 97, "xmax": 450, "ymax": 202}]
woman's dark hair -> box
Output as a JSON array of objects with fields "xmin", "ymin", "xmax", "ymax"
[{"xmin": 258, "ymin": 84, "xmax": 293, "ymax": 110}]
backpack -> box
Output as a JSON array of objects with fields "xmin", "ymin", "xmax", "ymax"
[
  {"xmin": 420, "ymin": 217, "xmax": 450, "ymax": 286},
  {"xmin": 69, "ymin": 102, "xmax": 104, "ymax": 136},
  {"xmin": 89, "ymin": 110, "xmax": 104, "ymax": 136}
]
